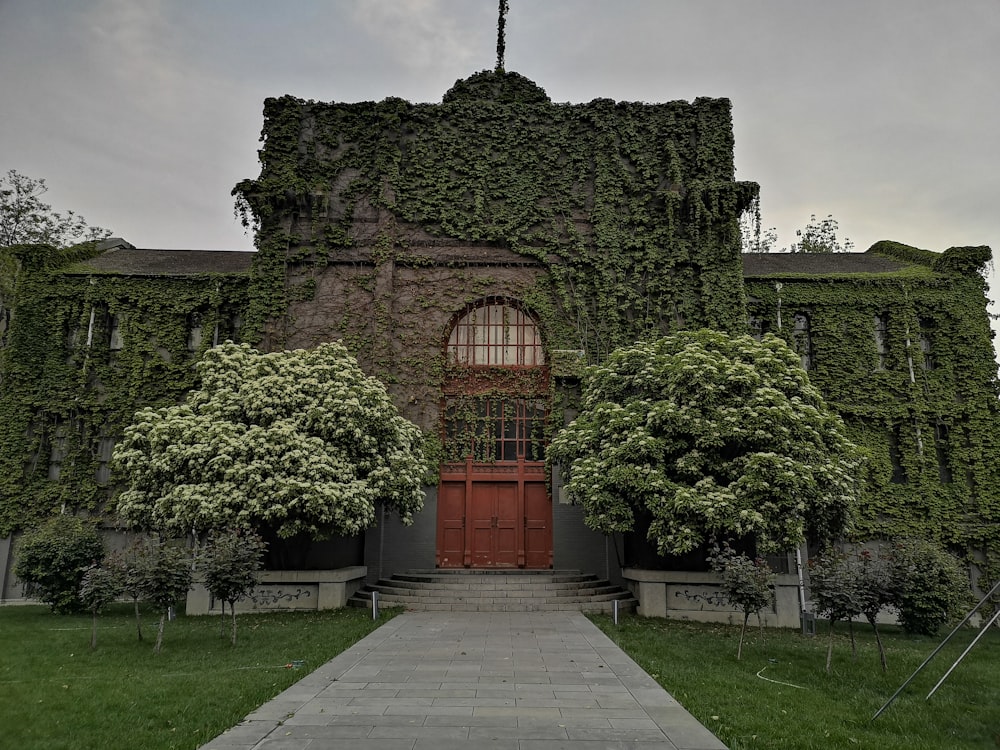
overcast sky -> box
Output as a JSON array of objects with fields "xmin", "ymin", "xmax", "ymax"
[{"xmin": 1, "ymin": 0, "xmax": 998, "ymax": 355}]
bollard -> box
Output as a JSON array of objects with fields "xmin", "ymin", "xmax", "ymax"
[
  {"xmin": 372, "ymin": 590, "xmax": 379, "ymax": 620},
  {"xmin": 613, "ymin": 599, "xmax": 619, "ymax": 625}
]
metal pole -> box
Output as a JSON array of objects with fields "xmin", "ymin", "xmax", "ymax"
[
  {"xmin": 926, "ymin": 605, "xmax": 1000, "ymax": 700},
  {"xmin": 372, "ymin": 590, "xmax": 379, "ymax": 621},
  {"xmin": 872, "ymin": 577, "xmax": 1000, "ymax": 720},
  {"xmin": 613, "ymin": 599, "xmax": 619, "ymax": 625},
  {"xmin": 795, "ymin": 545, "xmax": 808, "ymax": 635}
]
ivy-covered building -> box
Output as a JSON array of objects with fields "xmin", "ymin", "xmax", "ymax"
[{"xmin": 1, "ymin": 71, "xmax": 997, "ymax": 598}]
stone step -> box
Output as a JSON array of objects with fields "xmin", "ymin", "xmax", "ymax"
[
  {"xmin": 347, "ymin": 569, "xmax": 638, "ymax": 614},
  {"xmin": 350, "ymin": 601, "xmax": 636, "ymax": 613},
  {"xmin": 393, "ymin": 571, "xmax": 596, "ymax": 586},
  {"xmin": 360, "ymin": 588, "xmax": 634, "ymax": 604},
  {"xmin": 368, "ymin": 583, "xmax": 625, "ymax": 599},
  {"xmin": 373, "ymin": 578, "xmax": 615, "ymax": 593}
]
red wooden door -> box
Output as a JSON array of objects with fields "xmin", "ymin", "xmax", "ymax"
[{"xmin": 437, "ymin": 464, "xmax": 551, "ymax": 569}]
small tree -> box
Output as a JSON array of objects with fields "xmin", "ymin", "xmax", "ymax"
[
  {"xmin": 201, "ymin": 529, "xmax": 267, "ymax": 646},
  {"xmin": 548, "ymin": 331, "xmax": 864, "ymax": 557},
  {"xmin": 708, "ymin": 544, "xmax": 775, "ymax": 660},
  {"xmin": 789, "ymin": 214, "xmax": 854, "ymax": 254},
  {"xmin": 855, "ymin": 548, "xmax": 894, "ymax": 672},
  {"xmin": 809, "ymin": 550, "xmax": 863, "ymax": 673},
  {"xmin": 889, "ymin": 538, "xmax": 969, "ymax": 636},
  {"xmin": 14, "ymin": 515, "xmax": 104, "ymax": 613},
  {"xmin": 0, "ymin": 170, "xmax": 110, "ymax": 248},
  {"xmin": 118, "ymin": 538, "xmax": 151, "ymax": 641},
  {"xmin": 79, "ymin": 560, "xmax": 124, "ymax": 650},
  {"xmin": 114, "ymin": 341, "xmax": 427, "ymax": 541},
  {"xmin": 134, "ymin": 540, "xmax": 193, "ymax": 653}
]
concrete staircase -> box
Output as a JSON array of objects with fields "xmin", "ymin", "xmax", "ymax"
[{"xmin": 348, "ymin": 569, "xmax": 638, "ymax": 613}]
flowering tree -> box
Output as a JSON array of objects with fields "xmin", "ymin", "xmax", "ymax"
[
  {"xmin": 548, "ymin": 330, "xmax": 863, "ymax": 556},
  {"xmin": 113, "ymin": 341, "xmax": 426, "ymax": 540}
]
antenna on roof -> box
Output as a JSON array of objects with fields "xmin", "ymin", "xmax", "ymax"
[{"xmin": 496, "ymin": 0, "xmax": 509, "ymax": 71}]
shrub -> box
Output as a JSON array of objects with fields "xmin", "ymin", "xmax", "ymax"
[
  {"xmin": 200, "ymin": 529, "xmax": 267, "ymax": 646},
  {"xmin": 889, "ymin": 538, "xmax": 969, "ymax": 636},
  {"xmin": 14, "ymin": 515, "xmax": 104, "ymax": 613},
  {"xmin": 129, "ymin": 539, "xmax": 193, "ymax": 653},
  {"xmin": 708, "ymin": 544, "xmax": 775, "ymax": 660},
  {"xmin": 79, "ymin": 560, "xmax": 124, "ymax": 649},
  {"xmin": 809, "ymin": 550, "xmax": 863, "ymax": 672}
]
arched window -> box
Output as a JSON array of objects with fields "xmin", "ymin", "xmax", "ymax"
[{"xmin": 447, "ymin": 303, "xmax": 544, "ymax": 367}]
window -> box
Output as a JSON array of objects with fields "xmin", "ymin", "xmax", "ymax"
[
  {"xmin": 95, "ymin": 437, "xmax": 115, "ymax": 485},
  {"xmin": 935, "ymin": 423, "xmax": 952, "ymax": 484},
  {"xmin": 919, "ymin": 318, "xmax": 935, "ymax": 370},
  {"xmin": 874, "ymin": 313, "xmax": 889, "ymax": 370},
  {"xmin": 187, "ymin": 312, "xmax": 203, "ymax": 351},
  {"xmin": 213, "ymin": 311, "xmax": 243, "ymax": 346},
  {"xmin": 48, "ymin": 424, "xmax": 69, "ymax": 481},
  {"xmin": 447, "ymin": 303, "xmax": 544, "ymax": 367},
  {"xmin": 443, "ymin": 397, "xmax": 547, "ymax": 462},
  {"xmin": 792, "ymin": 312, "xmax": 812, "ymax": 370},
  {"xmin": 748, "ymin": 315, "xmax": 763, "ymax": 341},
  {"xmin": 109, "ymin": 314, "xmax": 123, "ymax": 351},
  {"xmin": 888, "ymin": 425, "xmax": 907, "ymax": 484}
]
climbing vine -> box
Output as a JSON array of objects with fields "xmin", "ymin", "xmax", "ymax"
[
  {"xmin": 745, "ymin": 241, "xmax": 1000, "ymax": 582},
  {"xmin": 0, "ymin": 242, "xmax": 249, "ymax": 534},
  {"xmin": 233, "ymin": 70, "xmax": 758, "ymax": 362}
]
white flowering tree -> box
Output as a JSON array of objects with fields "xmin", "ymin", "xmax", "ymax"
[
  {"xmin": 548, "ymin": 330, "xmax": 864, "ymax": 556},
  {"xmin": 113, "ymin": 341, "xmax": 426, "ymax": 539}
]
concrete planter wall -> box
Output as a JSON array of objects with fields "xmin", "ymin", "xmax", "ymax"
[
  {"xmin": 186, "ymin": 566, "xmax": 367, "ymax": 615},
  {"xmin": 623, "ymin": 568, "xmax": 803, "ymax": 628}
]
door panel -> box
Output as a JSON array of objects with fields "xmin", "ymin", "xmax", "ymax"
[
  {"xmin": 523, "ymin": 480, "xmax": 552, "ymax": 569},
  {"xmin": 494, "ymin": 482, "xmax": 519, "ymax": 567},
  {"xmin": 437, "ymin": 481, "xmax": 467, "ymax": 568}
]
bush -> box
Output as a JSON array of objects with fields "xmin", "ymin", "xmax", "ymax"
[
  {"xmin": 708, "ymin": 544, "xmax": 775, "ymax": 660},
  {"xmin": 131, "ymin": 539, "xmax": 193, "ymax": 653},
  {"xmin": 79, "ymin": 560, "xmax": 125, "ymax": 649},
  {"xmin": 14, "ymin": 515, "xmax": 104, "ymax": 613},
  {"xmin": 200, "ymin": 529, "xmax": 266, "ymax": 645},
  {"xmin": 889, "ymin": 538, "xmax": 969, "ymax": 636}
]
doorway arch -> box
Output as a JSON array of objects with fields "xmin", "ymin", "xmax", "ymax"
[{"xmin": 436, "ymin": 300, "xmax": 552, "ymax": 568}]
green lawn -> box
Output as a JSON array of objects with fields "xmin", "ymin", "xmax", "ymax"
[
  {"xmin": 0, "ymin": 603, "xmax": 394, "ymax": 750},
  {"xmin": 591, "ymin": 614, "xmax": 1000, "ymax": 750}
]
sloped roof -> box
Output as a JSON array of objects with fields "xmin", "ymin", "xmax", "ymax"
[
  {"xmin": 741, "ymin": 252, "xmax": 909, "ymax": 277},
  {"xmin": 65, "ymin": 247, "xmax": 254, "ymax": 276}
]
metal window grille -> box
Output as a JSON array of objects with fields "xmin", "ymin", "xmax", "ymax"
[
  {"xmin": 447, "ymin": 304, "xmax": 544, "ymax": 366},
  {"xmin": 444, "ymin": 397, "xmax": 547, "ymax": 462}
]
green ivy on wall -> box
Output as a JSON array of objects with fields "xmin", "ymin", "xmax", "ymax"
[
  {"xmin": 0, "ymin": 243, "xmax": 249, "ymax": 535},
  {"xmin": 745, "ymin": 241, "xmax": 1000, "ymax": 579},
  {"xmin": 233, "ymin": 70, "xmax": 758, "ymax": 360}
]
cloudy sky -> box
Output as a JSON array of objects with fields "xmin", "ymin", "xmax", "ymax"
[{"xmin": 1, "ymin": 0, "xmax": 998, "ymax": 352}]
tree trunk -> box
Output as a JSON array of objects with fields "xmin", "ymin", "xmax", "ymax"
[
  {"xmin": 867, "ymin": 615, "xmax": 887, "ymax": 673},
  {"xmin": 826, "ymin": 619, "xmax": 835, "ymax": 673},
  {"xmin": 90, "ymin": 610, "xmax": 98, "ymax": 650},
  {"xmin": 219, "ymin": 600, "xmax": 226, "ymax": 638},
  {"xmin": 154, "ymin": 612, "xmax": 166, "ymax": 653},
  {"xmin": 230, "ymin": 601, "xmax": 238, "ymax": 646},
  {"xmin": 134, "ymin": 597, "xmax": 143, "ymax": 641},
  {"xmin": 849, "ymin": 619, "xmax": 857, "ymax": 660},
  {"xmin": 738, "ymin": 612, "xmax": 749, "ymax": 660}
]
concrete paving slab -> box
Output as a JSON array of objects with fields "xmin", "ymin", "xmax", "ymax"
[{"xmin": 197, "ymin": 611, "xmax": 727, "ymax": 750}]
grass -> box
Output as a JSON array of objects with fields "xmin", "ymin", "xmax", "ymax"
[
  {"xmin": 591, "ymin": 614, "xmax": 1000, "ymax": 750},
  {"xmin": 0, "ymin": 603, "xmax": 395, "ymax": 750}
]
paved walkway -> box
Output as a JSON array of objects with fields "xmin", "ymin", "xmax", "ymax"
[{"xmin": 200, "ymin": 611, "xmax": 727, "ymax": 750}]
